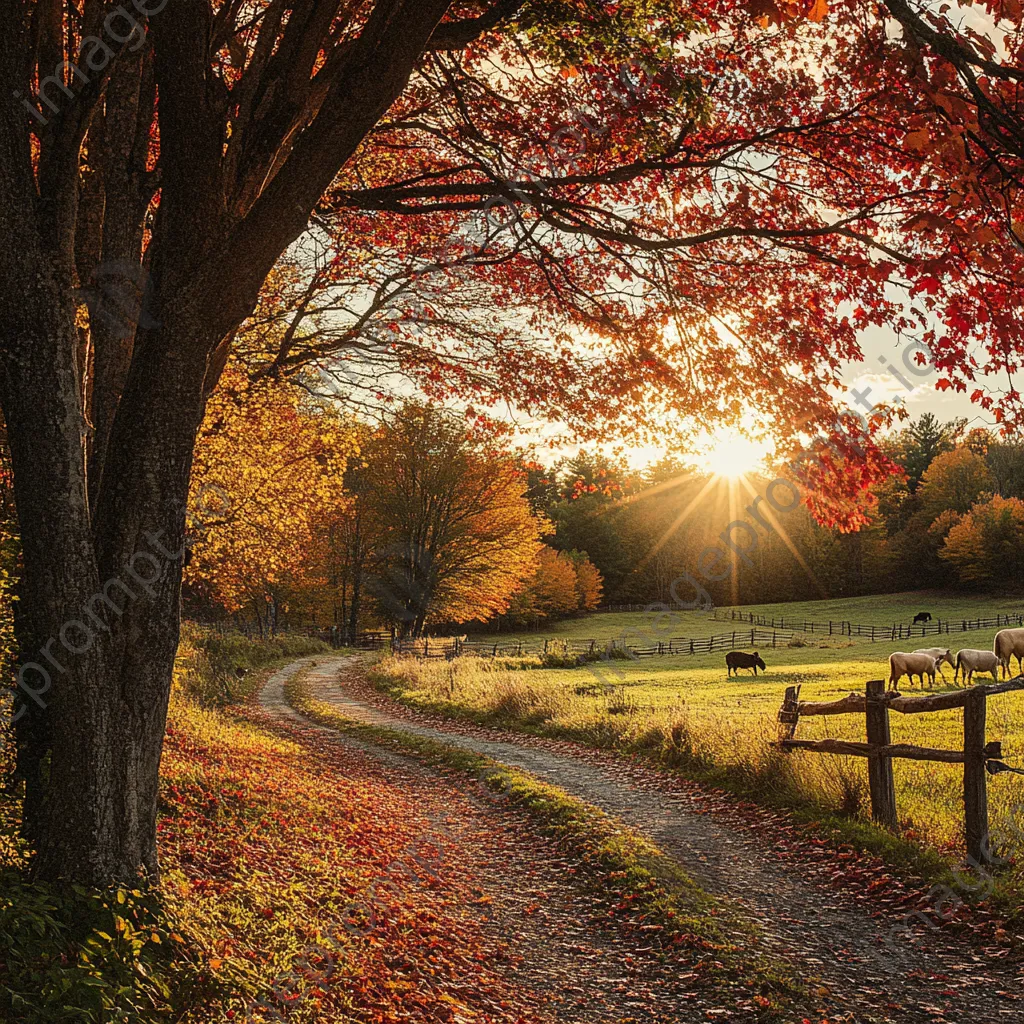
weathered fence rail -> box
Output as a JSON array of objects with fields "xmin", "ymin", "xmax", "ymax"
[
  {"xmin": 593, "ymin": 601, "xmax": 714, "ymax": 614},
  {"xmin": 776, "ymin": 677, "xmax": 1024, "ymax": 863},
  {"xmin": 392, "ymin": 608, "xmax": 1024, "ymax": 663},
  {"xmin": 720, "ymin": 608, "xmax": 1024, "ymax": 642},
  {"xmin": 191, "ymin": 622, "xmax": 392, "ymax": 649}
]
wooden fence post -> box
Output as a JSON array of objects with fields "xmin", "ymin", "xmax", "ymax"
[
  {"xmin": 865, "ymin": 680, "xmax": 897, "ymax": 828},
  {"xmin": 778, "ymin": 685, "xmax": 801, "ymax": 740},
  {"xmin": 964, "ymin": 687, "xmax": 991, "ymax": 866}
]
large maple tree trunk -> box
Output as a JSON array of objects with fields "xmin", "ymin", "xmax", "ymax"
[{"xmin": 1, "ymin": 260, "xmax": 208, "ymax": 880}]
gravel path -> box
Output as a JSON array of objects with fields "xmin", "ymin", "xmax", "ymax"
[
  {"xmin": 259, "ymin": 659, "xmax": 759, "ymax": 1023},
  {"xmin": 281, "ymin": 654, "xmax": 1024, "ymax": 1024}
]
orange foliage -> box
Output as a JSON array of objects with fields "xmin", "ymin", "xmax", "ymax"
[
  {"xmin": 571, "ymin": 554, "xmax": 605, "ymax": 611},
  {"xmin": 160, "ymin": 697, "xmax": 547, "ymax": 1022},
  {"xmin": 355, "ymin": 405, "xmax": 544, "ymax": 633},
  {"xmin": 531, "ymin": 548, "xmax": 580, "ymax": 617},
  {"xmin": 941, "ymin": 495, "xmax": 1024, "ymax": 586},
  {"xmin": 186, "ymin": 368, "xmax": 356, "ymax": 618},
  {"xmin": 507, "ymin": 547, "xmax": 604, "ymax": 621}
]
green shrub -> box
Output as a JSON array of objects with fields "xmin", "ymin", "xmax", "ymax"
[{"xmin": 0, "ymin": 872, "xmax": 219, "ymax": 1023}]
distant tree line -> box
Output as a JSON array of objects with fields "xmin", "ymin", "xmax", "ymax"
[{"xmin": 520, "ymin": 415, "xmax": 1024, "ymax": 610}]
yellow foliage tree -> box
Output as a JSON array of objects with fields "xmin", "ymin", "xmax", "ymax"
[
  {"xmin": 503, "ymin": 547, "xmax": 604, "ymax": 624},
  {"xmin": 358, "ymin": 405, "xmax": 543, "ymax": 635},
  {"xmin": 531, "ymin": 547, "xmax": 580, "ymax": 618},
  {"xmin": 570, "ymin": 553, "xmax": 604, "ymax": 611},
  {"xmin": 940, "ymin": 495, "xmax": 1024, "ymax": 587},
  {"xmin": 918, "ymin": 448, "xmax": 996, "ymax": 523},
  {"xmin": 186, "ymin": 367, "xmax": 356, "ymax": 631}
]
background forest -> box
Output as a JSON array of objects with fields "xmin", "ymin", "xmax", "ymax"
[{"xmin": 169, "ymin": 324, "xmax": 1024, "ymax": 638}]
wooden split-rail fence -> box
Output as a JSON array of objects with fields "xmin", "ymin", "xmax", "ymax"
[
  {"xmin": 776, "ymin": 677, "xmax": 1024, "ymax": 864},
  {"xmin": 722, "ymin": 608, "xmax": 1024, "ymax": 643},
  {"xmin": 393, "ymin": 626, "xmax": 795, "ymax": 660},
  {"xmin": 394, "ymin": 607, "xmax": 1024, "ymax": 664}
]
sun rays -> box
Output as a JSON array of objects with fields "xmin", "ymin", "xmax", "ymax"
[{"xmin": 690, "ymin": 425, "xmax": 770, "ymax": 479}]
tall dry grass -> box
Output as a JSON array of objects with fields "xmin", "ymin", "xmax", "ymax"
[{"xmin": 377, "ymin": 651, "xmax": 1024, "ymax": 891}]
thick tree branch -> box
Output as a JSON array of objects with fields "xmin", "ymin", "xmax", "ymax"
[
  {"xmin": 224, "ymin": 0, "xmax": 453, "ymax": 311},
  {"xmin": 427, "ymin": 0, "xmax": 525, "ymax": 49}
]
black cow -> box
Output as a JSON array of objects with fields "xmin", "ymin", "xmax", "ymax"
[
  {"xmin": 726, "ymin": 650, "xmax": 767, "ymax": 677},
  {"xmin": 913, "ymin": 611, "xmax": 932, "ymax": 625}
]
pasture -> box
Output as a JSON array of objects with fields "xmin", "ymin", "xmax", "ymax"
[
  {"xmin": 383, "ymin": 592, "xmax": 1024, "ymax": 869},
  {"xmin": 477, "ymin": 590, "xmax": 1024, "ymax": 645}
]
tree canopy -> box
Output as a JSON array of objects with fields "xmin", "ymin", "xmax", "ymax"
[{"xmin": 355, "ymin": 405, "xmax": 543, "ymax": 635}]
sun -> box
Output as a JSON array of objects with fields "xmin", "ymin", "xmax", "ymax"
[{"xmin": 691, "ymin": 426, "xmax": 770, "ymax": 479}]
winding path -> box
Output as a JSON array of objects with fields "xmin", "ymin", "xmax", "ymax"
[
  {"xmin": 259, "ymin": 658, "xmax": 754, "ymax": 1022},
  {"xmin": 268, "ymin": 655, "xmax": 1024, "ymax": 1023}
]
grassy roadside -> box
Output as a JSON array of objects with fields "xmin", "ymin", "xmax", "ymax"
[
  {"xmin": 368, "ymin": 657, "xmax": 951, "ymax": 868},
  {"xmin": 286, "ymin": 671, "xmax": 804, "ymax": 1020},
  {"xmin": 162, "ymin": 651, "xmax": 553, "ymax": 1023}
]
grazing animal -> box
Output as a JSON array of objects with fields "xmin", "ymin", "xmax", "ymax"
[
  {"xmin": 994, "ymin": 628, "xmax": 1024, "ymax": 679},
  {"xmin": 726, "ymin": 650, "xmax": 766, "ymax": 677},
  {"xmin": 888, "ymin": 652, "xmax": 937, "ymax": 690},
  {"xmin": 912, "ymin": 647, "xmax": 955, "ymax": 680},
  {"xmin": 954, "ymin": 649, "xmax": 999, "ymax": 686},
  {"xmin": 912, "ymin": 611, "xmax": 932, "ymax": 625}
]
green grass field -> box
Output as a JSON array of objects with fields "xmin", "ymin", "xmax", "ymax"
[
  {"xmin": 476, "ymin": 590, "xmax": 1024, "ymax": 644},
  {"xmin": 381, "ymin": 591, "xmax": 1024, "ymax": 881}
]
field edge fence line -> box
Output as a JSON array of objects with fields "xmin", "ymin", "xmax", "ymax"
[
  {"xmin": 715, "ymin": 609, "xmax": 1024, "ymax": 643},
  {"xmin": 393, "ymin": 607, "xmax": 1024, "ymax": 661},
  {"xmin": 392, "ymin": 626, "xmax": 793, "ymax": 660}
]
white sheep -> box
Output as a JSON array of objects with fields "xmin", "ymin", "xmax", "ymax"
[
  {"xmin": 912, "ymin": 647, "xmax": 955, "ymax": 681},
  {"xmin": 994, "ymin": 628, "xmax": 1024, "ymax": 679}
]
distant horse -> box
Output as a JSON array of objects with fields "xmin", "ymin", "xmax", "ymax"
[
  {"xmin": 726, "ymin": 650, "xmax": 766, "ymax": 677},
  {"xmin": 912, "ymin": 611, "xmax": 932, "ymax": 625}
]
